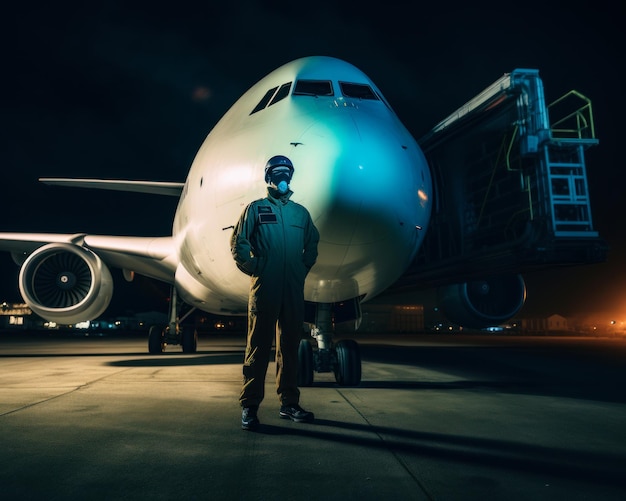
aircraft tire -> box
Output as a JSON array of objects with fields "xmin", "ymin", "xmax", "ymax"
[
  {"xmin": 148, "ymin": 325, "xmax": 165, "ymax": 354},
  {"xmin": 297, "ymin": 338, "xmax": 314, "ymax": 387},
  {"xmin": 334, "ymin": 339, "xmax": 361, "ymax": 386}
]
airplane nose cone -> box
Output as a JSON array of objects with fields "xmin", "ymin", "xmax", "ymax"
[
  {"xmin": 297, "ymin": 116, "xmax": 426, "ymax": 243},
  {"xmin": 292, "ymin": 113, "xmax": 431, "ymax": 300}
]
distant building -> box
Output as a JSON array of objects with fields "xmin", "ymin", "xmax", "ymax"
[
  {"xmin": 0, "ymin": 302, "xmax": 34, "ymax": 330},
  {"xmin": 521, "ymin": 314, "xmax": 569, "ymax": 332},
  {"xmin": 340, "ymin": 303, "xmax": 425, "ymax": 333},
  {"xmin": 0, "ymin": 302, "xmax": 170, "ymax": 332}
]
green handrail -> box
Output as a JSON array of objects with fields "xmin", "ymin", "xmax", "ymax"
[{"xmin": 549, "ymin": 90, "xmax": 596, "ymax": 140}]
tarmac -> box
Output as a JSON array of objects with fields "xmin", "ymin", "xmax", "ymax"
[{"xmin": 1, "ymin": 331, "xmax": 625, "ymax": 500}]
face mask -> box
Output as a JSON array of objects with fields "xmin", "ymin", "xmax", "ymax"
[{"xmin": 270, "ymin": 168, "xmax": 291, "ymax": 194}]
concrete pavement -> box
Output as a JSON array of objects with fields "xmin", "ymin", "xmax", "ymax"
[{"xmin": 1, "ymin": 332, "xmax": 625, "ymax": 500}]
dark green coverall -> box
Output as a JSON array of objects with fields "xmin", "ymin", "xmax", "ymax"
[{"xmin": 231, "ymin": 186, "xmax": 319, "ymax": 408}]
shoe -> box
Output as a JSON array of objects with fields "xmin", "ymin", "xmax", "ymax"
[
  {"xmin": 241, "ymin": 406, "xmax": 260, "ymax": 431},
  {"xmin": 279, "ymin": 404, "xmax": 314, "ymax": 423}
]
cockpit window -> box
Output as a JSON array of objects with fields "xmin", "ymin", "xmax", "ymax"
[
  {"xmin": 268, "ymin": 82, "xmax": 292, "ymax": 107},
  {"xmin": 293, "ymin": 80, "xmax": 333, "ymax": 96},
  {"xmin": 250, "ymin": 86, "xmax": 278, "ymax": 115},
  {"xmin": 339, "ymin": 82, "xmax": 379, "ymax": 100},
  {"xmin": 250, "ymin": 82, "xmax": 293, "ymax": 115}
]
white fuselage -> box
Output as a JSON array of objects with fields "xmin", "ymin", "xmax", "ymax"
[{"xmin": 171, "ymin": 57, "xmax": 432, "ymax": 315}]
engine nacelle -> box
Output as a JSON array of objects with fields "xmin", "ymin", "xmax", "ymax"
[
  {"xmin": 19, "ymin": 243, "xmax": 114, "ymax": 324},
  {"xmin": 438, "ymin": 274, "xmax": 526, "ymax": 329}
]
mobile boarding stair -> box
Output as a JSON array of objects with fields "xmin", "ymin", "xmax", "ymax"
[{"xmin": 396, "ymin": 68, "xmax": 607, "ymax": 290}]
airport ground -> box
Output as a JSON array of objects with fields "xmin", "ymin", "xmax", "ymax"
[{"xmin": 1, "ymin": 330, "xmax": 625, "ymax": 500}]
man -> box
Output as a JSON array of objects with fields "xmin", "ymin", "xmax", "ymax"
[{"xmin": 231, "ymin": 155, "xmax": 320, "ymax": 431}]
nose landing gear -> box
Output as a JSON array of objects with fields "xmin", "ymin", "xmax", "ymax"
[{"xmin": 298, "ymin": 302, "xmax": 362, "ymax": 386}]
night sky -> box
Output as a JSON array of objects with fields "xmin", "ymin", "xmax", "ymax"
[{"xmin": 0, "ymin": 1, "xmax": 623, "ymax": 319}]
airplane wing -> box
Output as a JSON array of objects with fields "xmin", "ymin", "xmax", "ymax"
[
  {"xmin": 0, "ymin": 231, "xmax": 177, "ymax": 325},
  {"xmin": 0, "ymin": 175, "xmax": 183, "ymax": 325},
  {"xmin": 7, "ymin": 177, "xmax": 181, "ymax": 278},
  {"xmin": 39, "ymin": 178, "xmax": 185, "ymax": 197},
  {"xmin": 0, "ymin": 232, "xmax": 176, "ymax": 283}
]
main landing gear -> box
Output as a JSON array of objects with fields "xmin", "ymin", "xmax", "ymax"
[
  {"xmin": 297, "ymin": 302, "xmax": 362, "ymax": 387},
  {"xmin": 148, "ymin": 286, "xmax": 198, "ymax": 354}
]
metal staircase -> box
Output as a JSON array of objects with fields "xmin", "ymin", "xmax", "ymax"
[{"xmin": 543, "ymin": 91, "xmax": 598, "ymax": 237}]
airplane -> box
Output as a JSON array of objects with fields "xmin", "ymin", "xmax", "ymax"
[{"xmin": 1, "ymin": 56, "xmax": 568, "ymax": 385}]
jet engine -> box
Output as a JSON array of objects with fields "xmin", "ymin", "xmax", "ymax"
[
  {"xmin": 437, "ymin": 274, "xmax": 526, "ymax": 329},
  {"xmin": 18, "ymin": 243, "xmax": 113, "ymax": 324}
]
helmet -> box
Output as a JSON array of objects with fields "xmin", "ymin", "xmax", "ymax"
[{"xmin": 264, "ymin": 155, "xmax": 294, "ymax": 183}]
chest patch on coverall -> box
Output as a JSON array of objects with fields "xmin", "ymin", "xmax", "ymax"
[{"xmin": 257, "ymin": 205, "xmax": 277, "ymax": 224}]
